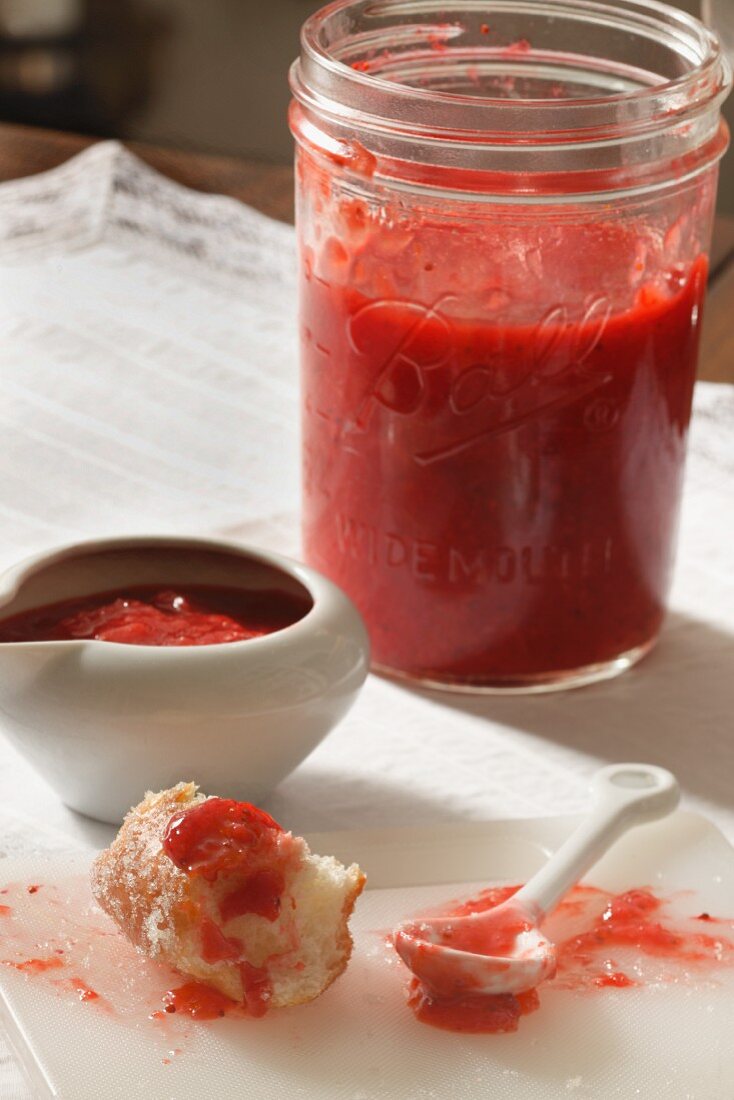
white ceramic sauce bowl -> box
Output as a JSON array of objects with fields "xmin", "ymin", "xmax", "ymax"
[{"xmin": 0, "ymin": 536, "xmax": 370, "ymax": 824}]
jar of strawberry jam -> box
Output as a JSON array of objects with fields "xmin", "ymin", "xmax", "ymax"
[{"xmin": 290, "ymin": 1, "xmax": 731, "ymax": 692}]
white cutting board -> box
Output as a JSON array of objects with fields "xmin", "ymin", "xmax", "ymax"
[{"xmin": 0, "ymin": 811, "xmax": 733, "ymax": 1100}]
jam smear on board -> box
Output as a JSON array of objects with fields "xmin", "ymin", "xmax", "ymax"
[
  {"xmin": 64, "ymin": 977, "xmax": 100, "ymax": 1002},
  {"xmin": 402, "ymin": 882, "xmax": 734, "ymax": 1033},
  {"xmin": 161, "ymin": 981, "xmax": 237, "ymax": 1021}
]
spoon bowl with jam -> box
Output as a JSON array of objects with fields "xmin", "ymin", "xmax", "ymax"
[{"xmin": 394, "ymin": 764, "xmax": 680, "ymax": 1000}]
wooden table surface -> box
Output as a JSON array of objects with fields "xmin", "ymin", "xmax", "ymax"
[{"xmin": 0, "ymin": 121, "xmax": 732, "ymax": 384}]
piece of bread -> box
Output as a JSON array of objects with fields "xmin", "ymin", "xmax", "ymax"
[{"xmin": 91, "ymin": 783, "xmax": 365, "ymax": 1014}]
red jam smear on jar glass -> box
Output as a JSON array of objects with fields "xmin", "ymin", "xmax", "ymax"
[
  {"xmin": 0, "ymin": 584, "xmax": 311, "ymax": 647},
  {"xmin": 402, "ymin": 883, "xmax": 734, "ymax": 1034}
]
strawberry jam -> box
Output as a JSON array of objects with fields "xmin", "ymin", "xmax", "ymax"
[
  {"xmin": 291, "ymin": 0, "xmax": 729, "ymax": 689},
  {"xmin": 0, "ymin": 584, "xmax": 310, "ymax": 647},
  {"xmin": 401, "ymin": 882, "xmax": 734, "ymax": 1034},
  {"xmin": 162, "ymin": 798, "xmax": 296, "ymax": 1018},
  {"xmin": 430, "ymin": 905, "xmax": 533, "ymax": 958},
  {"xmin": 199, "ymin": 919, "xmax": 244, "ymax": 964},
  {"xmin": 303, "ymin": 254, "xmax": 706, "ymax": 685},
  {"xmin": 409, "ymin": 981, "xmax": 540, "ymax": 1034},
  {"xmin": 219, "ymin": 870, "xmax": 284, "ymax": 923},
  {"xmin": 7, "ymin": 956, "xmax": 64, "ymax": 974},
  {"xmin": 162, "ymin": 981, "xmax": 236, "ymax": 1021},
  {"xmin": 239, "ymin": 961, "xmax": 272, "ymax": 1018},
  {"xmin": 66, "ymin": 978, "xmax": 100, "ymax": 1002},
  {"xmin": 163, "ymin": 798, "xmax": 283, "ymax": 881}
]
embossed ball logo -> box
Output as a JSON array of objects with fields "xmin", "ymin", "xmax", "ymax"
[
  {"xmin": 346, "ymin": 296, "xmax": 455, "ymax": 427},
  {"xmin": 342, "ymin": 295, "xmax": 616, "ymax": 462}
]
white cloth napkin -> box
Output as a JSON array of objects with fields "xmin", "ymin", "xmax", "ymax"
[{"xmin": 0, "ymin": 140, "xmax": 732, "ymax": 1096}]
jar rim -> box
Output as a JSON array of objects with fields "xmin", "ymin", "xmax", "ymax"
[{"xmin": 292, "ymin": 0, "xmax": 731, "ymax": 145}]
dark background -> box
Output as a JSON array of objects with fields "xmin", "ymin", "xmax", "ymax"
[{"xmin": 0, "ymin": 0, "xmax": 731, "ymax": 210}]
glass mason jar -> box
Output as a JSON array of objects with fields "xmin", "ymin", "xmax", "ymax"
[{"xmin": 290, "ymin": 0, "xmax": 731, "ymax": 692}]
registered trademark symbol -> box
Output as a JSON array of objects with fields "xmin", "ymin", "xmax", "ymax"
[{"xmin": 583, "ymin": 398, "xmax": 621, "ymax": 432}]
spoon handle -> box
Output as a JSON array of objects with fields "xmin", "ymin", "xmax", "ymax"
[{"xmin": 513, "ymin": 763, "xmax": 679, "ymax": 918}]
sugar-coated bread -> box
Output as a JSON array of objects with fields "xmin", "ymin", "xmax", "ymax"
[{"xmin": 91, "ymin": 783, "xmax": 365, "ymax": 1012}]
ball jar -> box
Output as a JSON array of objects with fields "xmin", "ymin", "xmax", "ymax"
[{"xmin": 290, "ymin": 0, "xmax": 731, "ymax": 692}]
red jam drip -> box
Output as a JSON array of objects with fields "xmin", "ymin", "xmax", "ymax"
[
  {"xmin": 66, "ymin": 977, "xmax": 100, "ymax": 1002},
  {"xmin": 199, "ymin": 918, "xmax": 243, "ymax": 964},
  {"xmin": 403, "ymin": 883, "xmax": 734, "ymax": 1034},
  {"xmin": 219, "ymin": 870, "xmax": 285, "ymax": 923},
  {"xmin": 159, "ymin": 971, "xmax": 270, "ymax": 1021},
  {"xmin": 162, "ymin": 798, "xmax": 283, "ymax": 880},
  {"xmin": 162, "ymin": 981, "xmax": 236, "ymax": 1021},
  {"xmin": 239, "ymin": 962, "xmax": 271, "ymax": 1018},
  {"xmin": 0, "ymin": 584, "xmax": 311, "ymax": 647},
  {"xmin": 0, "ymin": 905, "xmax": 11, "ymax": 916},
  {"xmin": 163, "ymin": 798, "xmax": 291, "ymax": 1018},
  {"xmin": 160, "ymin": 973, "xmax": 270, "ymax": 1021},
  {"xmin": 7, "ymin": 957, "xmax": 64, "ymax": 973},
  {"xmin": 594, "ymin": 970, "xmax": 634, "ymax": 988},
  {"xmin": 409, "ymin": 980, "xmax": 540, "ymax": 1034}
]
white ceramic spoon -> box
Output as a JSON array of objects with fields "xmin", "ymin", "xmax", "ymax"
[{"xmin": 394, "ymin": 763, "xmax": 680, "ymax": 998}]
